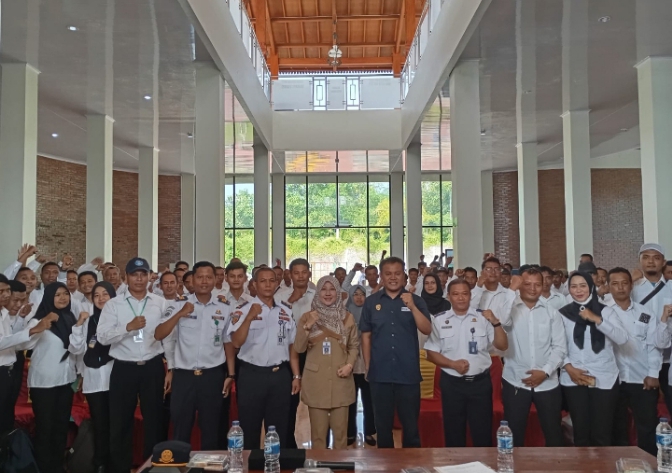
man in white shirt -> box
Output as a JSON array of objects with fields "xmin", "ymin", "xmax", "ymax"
[
  {"xmin": 501, "ymin": 268, "xmax": 567, "ymax": 447},
  {"xmin": 15, "ymin": 267, "xmax": 42, "ymax": 307},
  {"xmin": 155, "ymin": 261, "xmax": 236, "ymax": 450},
  {"xmin": 470, "ymin": 257, "xmax": 515, "ymax": 327},
  {"xmin": 222, "ymin": 262, "xmax": 253, "ymax": 307},
  {"xmin": 539, "ymin": 266, "xmax": 566, "ymax": 312},
  {"xmin": 608, "ymin": 267, "xmax": 668, "ymax": 456},
  {"xmin": 425, "ymin": 279, "xmax": 508, "ymax": 447},
  {"xmin": 274, "ymin": 258, "xmax": 315, "ymax": 448},
  {"xmin": 97, "ymin": 257, "xmax": 169, "ymax": 473},
  {"xmin": 65, "ymin": 270, "xmax": 79, "ymax": 295},
  {"xmin": 159, "ymin": 272, "xmax": 179, "ymax": 301},
  {"xmin": 406, "ymin": 268, "xmax": 420, "ymax": 294},
  {"xmin": 342, "ymin": 263, "xmax": 380, "ymax": 296},
  {"xmin": 212, "ymin": 266, "xmax": 230, "ymax": 297}
]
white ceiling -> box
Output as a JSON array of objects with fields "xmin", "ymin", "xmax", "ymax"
[{"xmin": 3, "ymin": 0, "xmax": 672, "ymax": 174}]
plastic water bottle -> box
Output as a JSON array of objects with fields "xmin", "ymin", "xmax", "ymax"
[
  {"xmin": 264, "ymin": 426, "xmax": 281, "ymax": 473},
  {"xmin": 657, "ymin": 417, "xmax": 672, "ymax": 472},
  {"xmin": 227, "ymin": 421, "xmax": 244, "ymax": 473},
  {"xmin": 497, "ymin": 421, "xmax": 514, "ymax": 473},
  {"xmin": 355, "ymin": 432, "xmax": 365, "ymax": 449}
]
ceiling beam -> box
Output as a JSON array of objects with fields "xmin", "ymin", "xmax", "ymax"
[
  {"xmin": 277, "ymin": 42, "xmax": 396, "ymax": 49},
  {"xmin": 252, "ymin": 0, "xmax": 267, "ymax": 55},
  {"xmin": 278, "ymin": 57, "xmax": 393, "ymax": 67},
  {"xmin": 405, "ymin": 0, "xmax": 416, "ymax": 54},
  {"xmin": 395, "ymin": 0, "xmax": 405, "ymax": 54},
  {"xmin": 264, "ymin": 0, "xmax": 276, "ymax": 55},
  {"xmin": 266, "ymin": 14, "xmax": 413, "ymax": 23}
]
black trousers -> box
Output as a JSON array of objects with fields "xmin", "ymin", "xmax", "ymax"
[
  {"xmin": 501, "ymin": 380, "xmax": 563, "ymax": 447},
  {"xmin": 440, "ymin": 371, "xmax": 493, "ymax": 447},
  {"xmin": 86, "ymin": 391, "xmax": 111, "ymax": 468},
  {"xmin": 347, "ymin": 374, "xmax": 376, "ymax": 441},
  {"xmin": 237, "ymin": 360, "xmax": 292, "ymax": 450},
  {"xmin": 286, "ymin": 351, "xmax": 306, "ymax": 448},
  {"xmin": 661, "ymin": 363, "xmax": 672, "ymax": 422},
  {"xmin": 369, "ymin": 381, "xmax": 421, "ymax": 448},
  {"xmin": 562, "ymin": 381, "xmax": 619, "ymax": 446},
  {"xmin": 0, "ymin": 366, "xmax": 14, "ymax": 436},
  {"xmin": 613, "ymin": 382, "xmax": 659, "ymax": 456},
  {"xmin": 109, "ymin": 355, "xmax": 164, "ymax": 473},
  {"xmin": 171, "ymin": 364, "xmax": 225, "ymax": 450},
  {"xmin": 30, "ymin": 384, "xmax": 74, "ymax": 473}
]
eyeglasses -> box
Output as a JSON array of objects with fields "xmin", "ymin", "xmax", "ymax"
[{"xmin": 483, "ymin": 267, "xmax": 502, "ymax": 273}]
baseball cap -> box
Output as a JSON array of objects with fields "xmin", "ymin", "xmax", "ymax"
[
  {"xmin": 639, "ymin": 243, "xmax": 666, "ymax": 257},
  {"xmin": 125, "ymin": 257, "xmax": 150, "ymax": 275},
  {"xmin": 577, "ymin": 261, "xmax": 598, "ymax": 274}
]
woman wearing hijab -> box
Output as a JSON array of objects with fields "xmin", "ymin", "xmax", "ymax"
[
  {"xmin": 345, "ymin": 285, "xmax": 376, "ymax": 447},
  {"xmin": 25, "ymin": 282, "xmax": 84, "ymax": 473},
  {"xmin": 70, "ymin": 281, "xmax": 116, "ymax": 473},
  {"xmin": 421, "ymin": 273, "xmax": 451, "ymax": 316},
  {"xmin": 294, "ymin": 276, "xmax": 360, "ymax": 449},
  {"xmin": 559, "ymin": 271, "xmax": 627, "ymax": 446}
]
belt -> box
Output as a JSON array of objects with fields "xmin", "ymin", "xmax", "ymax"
[
  {"xmin": 239, "ymin": 359, "xmax": 289, "ymax": 373},
  {"xmin": 114, "ymin": 354, "xmax": 163, "ymax": 366},
  {"xmin": 446, "ymin": 369, "xmax": 490, "ymax": 383},
  {"xmin": 175, "ymin": 364, "xmax": 224, "ymax": 376}
]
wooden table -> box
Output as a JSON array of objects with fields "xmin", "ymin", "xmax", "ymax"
[{"xmin": 138, "ymin": 447, "xmax": 655, "ymax": 472}]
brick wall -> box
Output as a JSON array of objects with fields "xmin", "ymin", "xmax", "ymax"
[
  {"xmin": 36, "ymin": 156, "xmax": 181, "ymax": 268},
  {"xmin": 492, "ymin": 168, "xmax": 644, "ymax": 271}
]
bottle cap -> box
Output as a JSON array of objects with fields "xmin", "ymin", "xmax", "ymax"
[
  {"xmin": 232, "ymin": 421, "xmax": 240, "ymax": 425},
  {"xmin": 662, "ymin": 417, "xmax": 669, "ymax": 423},
  {"xmin": 268, "ymin": 426, "xmax": 276, "ymax": 431},
  {"xmin": 500, "ymin": 421, "xmax": 508, "ymax": 426}
]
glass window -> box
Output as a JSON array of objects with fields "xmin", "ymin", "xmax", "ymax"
[
  {"xmin": 307, "ymin": 181, "xmax": 337, "ymax": 228},
  {"xmin": 338, "ymin": 182, "xmax": 368, "ymax": 227},
  {"xmin": 421, "ymin": 175, "xmax": 453, "ymax": 259},
  {"xmin": 224, "ymin": 176, "xmax": 254, "ymax": 262}
]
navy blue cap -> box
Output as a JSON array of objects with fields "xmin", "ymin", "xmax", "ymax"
[{"xmin": 125, "ymin": 257, "xmax": 150, "ymax": 275}]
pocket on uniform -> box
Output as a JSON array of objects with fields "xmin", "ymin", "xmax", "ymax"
[{"xmin": 304, "ymin": 361, "xmax": 320, "ymax": 373}]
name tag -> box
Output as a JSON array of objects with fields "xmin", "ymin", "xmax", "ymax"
[
  {"xmin": 639, "ymin": 313, "xmax": 651, "ymax": 324},
  {"xmin": 211, "ymin": 315, "xmax": 225, "ymax": 321},
  {"xmin": 401, "ymin": 307, "xmax": 411, "ymax": 312}
]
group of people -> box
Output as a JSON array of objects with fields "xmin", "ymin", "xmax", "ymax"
[{"xmin": 1, "ymin": 242, "xmax": 672, "ymax": 473}]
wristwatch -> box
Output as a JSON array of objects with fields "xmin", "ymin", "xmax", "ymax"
[
  {"xmin": 293, "ymin": 375, "xmax": 302, "ymax": 380},
  {"xmin": 227, "ymin": 374, "xmax": 236, "ymax": 379},
  {"xmin": 492, "ymin": 322, "xmax": 502, "ymax": 328}
]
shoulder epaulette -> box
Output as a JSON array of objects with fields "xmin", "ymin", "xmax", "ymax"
[
  {"xmin": 236, "ymin": 301, "xmax": 250, "ymax": 310},
  {"xmin": 176, "ymin": 295, "xmax": 188, "ymax": 301},
  {"xmin": 217, "ymin": 295, "xmax": 230, "ymax": 305},
  {"xmin": 280, "ymin": 300, "xmax": 292, "ymax": 310}
]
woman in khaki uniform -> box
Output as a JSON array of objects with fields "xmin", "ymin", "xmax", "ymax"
[{"xmin": 294, "ymin": 275, "xmax": 360, "ymax": 449}]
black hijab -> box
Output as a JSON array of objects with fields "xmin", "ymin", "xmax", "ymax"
[
  {"xmin": 33, "ymin": 282, "xmax": 77, "ymax": 361},
  {"xmin": 559, "ymin": 271, "xmax": 605, "ymax": 354},
  {"xmin": 84, "ymin": 281, "xmax": 116, "ymax": 368},
  {"xmin": 421, "ymin": 274, "xmax": 451, "ymax": 315}
]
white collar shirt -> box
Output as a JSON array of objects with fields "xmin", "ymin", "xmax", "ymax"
[
  {"xmin": 559, "ymin": 306, "xmax": 628, "ymax": 389},
  {"xmin": 275, "ymin": 287, "xmax": 315, "ymax": 321},
  {"xmin": 0, "ymin": 309, "xmax": 31, "ymax": 367},
  {"xmin": 609, "ymin": 299, "xmax": 668, "ymax": 384},
  {"xmin": 212, "ymin": 281, "xmax": 231, "ymax": 298},
  {"xmin": 24, "ymin": 319, "xmax": 78, "ymax": 388},
  {"xmin": 470, "ymin": 284, "xmax": 516, "ymax": 326},
  {"xmin": 96, "ymin": 292, "xmax": 167, "ymax": 362},
  {"xmin": 29, "ymin": 290, "xmax": 43, "ymax": 307},
  {"xmin": 502, "ymin": 298, "xmax": 567, "ymax": 391},
  {"xmin": 632, "ymin": 277, "xmax": 672, "ymax": 363},
  {"xmin": 541, "ymin": 292, "xmax": 566, "ymax": 312},
  {"xmin": 227, "ymin": 297, "xmax": 296, "ymax": 367},
  {"xmin": 424, "ymin": 308, "xmax": 495, "ymax": 377},
  {"xmin": 161, "ymin": 293, "xmax": 232, "ymax": 371},
  {"xmin": 69, "ymin": 319, "xmax": 114, "ymax": 393},
  {"xmin": 223, "ymin": 290, "xmax": 253, "ymax": 307}
]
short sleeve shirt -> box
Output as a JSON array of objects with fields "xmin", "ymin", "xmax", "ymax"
[{"xmin": 359, "ymin": 288, "xmax": 431, "ymax": 384}]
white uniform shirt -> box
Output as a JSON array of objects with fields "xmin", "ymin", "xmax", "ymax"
[
  {"xmin": 502, "ymin": 298, "xmax": 567, "ymax": 391},
  {"xmin": 424, "ymin": 308, "xmax": 495, "ymax": 377},
  {"xmin": 609, "ymin": 299, "xmax": 668, "ymax": 384},
  {"xmin": 162, "ymin": 293, "xmax": 232, "ymax": 371},
  {"xmin": 212, "ymin": 282, "xmax": 231, "ymax": 298},
  {"xmin": 69, "ymin": 319, "xmax": 114, "ymax": 394},
  {"xmin": 24, "ymin": 320, "xmax": 78, "ymax": 388},
  {"xmin": 275, "ymin": 287, "xmax": 315, "ymax": 322},
  {"xmin": 228, "ymin": 298, "xmax": 296, "ymax": 367},
  {"xmin": 541, "ymin": 292, "xmax": 566, "ymax": 312},
  {"xmin": 96, "ymin": 292, "xmax": 167, "ymax": 362},
  {"xmin": 470, "ymin": 284, "xmax": 516, "ymax": 326},
  {"xmin": 0, "ymin": 309, "xmax": 31, "ymax": 367},
  {"xmin": 559, "ymin": 306, "xmax": 628, "ymax": 389},
  {"xmin": 632, "ymin": 277, "xmax": 672, "ymax": 366},
  {"xmin": 222, "ymin": 290, "xmax": 253, "ymax": 307}
]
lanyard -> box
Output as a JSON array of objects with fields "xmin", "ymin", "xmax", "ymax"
[{"xmin": 126, "ymin": 298, "xmax": 148, "ymax": 317}]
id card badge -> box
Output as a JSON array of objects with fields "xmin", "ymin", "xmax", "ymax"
[
  {"xmin": 323, "ymin": 340, "xmax": 331, "ymax": 355},
  {"xmin": 213, "ymin": 330, "xmax": 222, "ymax": 346},
  {"xmin": 133, "ymin": 329, "xmax": 144, "ymax": 343},
  {"xmin": 468, "ymin": 341, "xmax": 478, "ymax": 355},
  {"xmin": 88, "ymin": 335, "xmax": 97, "ymax": 349}
]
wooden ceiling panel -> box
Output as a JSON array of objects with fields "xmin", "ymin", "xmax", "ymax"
[{"xmin": 253, "ymin": 0, "xmax": 424, "ymax": 72}]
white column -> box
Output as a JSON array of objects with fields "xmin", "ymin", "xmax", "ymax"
[
  {"xmin": 450, "ymin": 60, "xmax": 484, "ymax": 270},
  {"xmin": 562, "ymin": 0, "xmax": 592, "ymax": 269},
  {"xmin": 253, "ymin": 129, "xmax": 270, "ymax": 266},
  {"xmin": 516, "ymin": 0, "xmax": 540, "ymax": 264},
  {"xmin": 0, "ymin": 63, "xmax": 39, "ymax": 266},
  {"xmin": 481, "ymin": 171, "xmax": 495, "ymax": 255},
  {"xmin": 86, "ymin": 115, "xmax": 114, "ymax": 262},
  {"xmin": 271, "ymin": 151, "xmax": 286, "ymax": 265},
  {"xmin": 138, "ymin": 147, "xmax": 159, "ymax": 268},
  {"xmin": 389, "ymin": 150, "xmax": 405, "ymax": 259},
  {"xmin": 194, "ymin": 63, "xmax": 225, "ymax": 264},
  {"xmin": 181, "ymin": 173, "xmax": 196, "ymax": 265},
  {"xmin": 636, "ymin": 56, "xmax": 672, "ymax": 251},
  {"xmin": 406, "ymin": 141, "xmax": 423, "ymax": 267}
]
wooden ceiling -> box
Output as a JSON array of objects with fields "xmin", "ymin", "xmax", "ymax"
[{"xmin": 247, "ymin": 0, "xmax": 426, "ymax": 75}]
